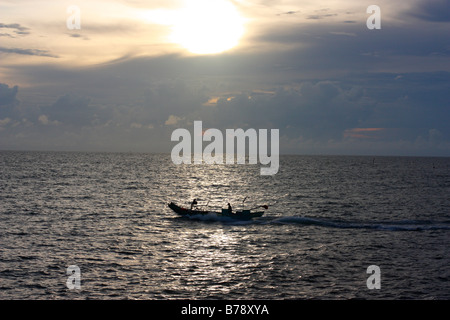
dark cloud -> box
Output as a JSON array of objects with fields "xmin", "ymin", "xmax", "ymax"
[
  {"xmin": 0, "ymin": 23, "xmax": 30, "ymax": 36},
  {"xmin": 0, "ymin": 83, "xmax": 20, "ymax": 121},
  {"xmin": 67, "ymin": 33, "xmax": 90, "ymax": 40},
  {"xmin": 1, "ymin": 67, "xmax": 449, "ymax": 155},
  {"xmin": 41, "ymin": 94, "xmax": 111, "ymax": 127},
  {"xmin": 277, "ymin": 11, "xmax": 299, "ymax": 16},
  {"xmin": 207, "ymin": 81, "xmax": 362, "ymax": 140},
  {"xmin": 307, "ymin": 13, "xmax": 337, "ymax": 20},
  {"xmin": 0, "ymin": 33, "xmax": 15, "ymax": 38},
  {"xmin": 254, "ymin": 19, "xmax": 450, "ymax": 62},
  {"xmin": 0, "ymin": 83, "xmax": 19, "ymax": 107},
  {"xmin": 408, "ymin": 0, "xmax": 450, "ymax": 22},
  {"xmin": 0, "ymin": 47, "xmax": 59, "ymax": 58}
]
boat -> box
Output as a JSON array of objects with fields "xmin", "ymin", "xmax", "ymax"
[{"xmin": 168, "ymin": 201, "xmax": 266, "ymax": 220}]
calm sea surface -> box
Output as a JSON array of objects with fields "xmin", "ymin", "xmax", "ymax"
[{"xmin": 0, "ymin": 151, "xmax": 449, "ymax": 299}]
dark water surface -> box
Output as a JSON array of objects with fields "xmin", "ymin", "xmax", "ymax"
[{"xmin": 1, "ymin": 151, "xmax": 449, "ymax": 299}]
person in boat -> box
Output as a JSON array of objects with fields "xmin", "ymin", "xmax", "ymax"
[
  {"xmin": 190, "ymin": 199, "xmax": 198, "ymax": 210},
  {"xmin": 227, "ymin": 203, "xmax": 232, "ymax": 214}
]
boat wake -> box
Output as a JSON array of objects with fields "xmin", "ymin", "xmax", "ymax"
[
  {"xmin": 176, "ymin": 213, "xmax": 450, "ymax": 231},
  {"xmin": 269, "ymin": 216, "xmax": 450, "ymax": 231}
]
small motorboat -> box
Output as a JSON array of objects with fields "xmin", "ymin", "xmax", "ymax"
[{"xmin": 168, "ymin": 201, "xmax": 266, "ymax": 220}]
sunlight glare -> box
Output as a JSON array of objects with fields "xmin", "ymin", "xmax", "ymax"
[{"xmin": 144, "ymin": 0, "xmax": 245, "ymax": 55}]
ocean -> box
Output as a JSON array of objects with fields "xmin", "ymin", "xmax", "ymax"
[{"xmin": 0, "ymin": 151, "xmax": 449, "ymax": 300}]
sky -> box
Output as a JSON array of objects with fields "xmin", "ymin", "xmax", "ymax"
[{"xmin": 0, "ymin": 0, "xmax": 449, "ymax": 156}]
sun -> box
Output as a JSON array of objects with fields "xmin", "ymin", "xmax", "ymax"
[{"xmin": 169, "ymin": 0, "xmax": 245, "ymax": 54}]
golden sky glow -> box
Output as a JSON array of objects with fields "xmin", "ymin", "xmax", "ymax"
[{"xmin": 0, "ymin": 0, "xmax": 378, "ymax": 68}]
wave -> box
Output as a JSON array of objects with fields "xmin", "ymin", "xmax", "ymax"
[{"xmin": 270, "ymin": 216, "xmax": 450, "ymax": 231}]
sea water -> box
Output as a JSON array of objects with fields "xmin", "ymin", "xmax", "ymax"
[{"xmin": 0, "ymin": 151, "xmax": 449, "ymax": 299}]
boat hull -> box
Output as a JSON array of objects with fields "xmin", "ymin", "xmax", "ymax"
[{"xmin": 168, "ymin": 202, "xmax": 264, "ymax": 220}]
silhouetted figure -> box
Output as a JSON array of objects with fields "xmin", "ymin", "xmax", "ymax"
[
  {"xmin": 190, "ymin": 199, "xmax": 198, "ymax": 210},
  {"xmin": 227, "ymin": 203, "xmax": 232, "ymax": 214}
]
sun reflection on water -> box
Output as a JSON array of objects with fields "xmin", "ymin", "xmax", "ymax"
[{"xmin": 156, "ymin": 223, "xmax": 268, "ymax": 297}]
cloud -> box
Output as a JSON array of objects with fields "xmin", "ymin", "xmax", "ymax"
[
  {"xmin": 38, "ymin": 115, "xmax": 61, "ymax": 126},
  {"xmin": 329, "ymin": 31, "xmax": 357, "ymax": 37},
  {"xmin": 0, "ymin": 83, "xmax": 21, "ymax": 122},
  {"xmin": 165, "ymin": 115, "xmax": 183, "ymax": 126},
  {"xmin": 38, "ymin": 114, "xmax": 49, "ymax": 125},
  {"xmin": 204, "ymin": 81, "xmax": 371, "ymax": 141},
  {"xmin": 0, "ymin": 23, "xmax": 30, "ymax": 36},
  {"xmin": 277, "ymin": 11, "xmax": 299, "ymax": 16},
  {"xmin": 250, "ymin": 10, "xmax": 450, "ymax": 74},
  {"xmin": 343, "ymin": 128, "xmax": 386, "ymax": 139},
  {"xmin": 0, "ymin": 117, "xmax": 11, "ymax": 126},
  {"xmin": 0, "ymin": 83, "xmax": 19, "ymax": 107},
  {"xmin": 42, "ymin": 94, "xmax": 110, "ymax": 126},
  {"xmin": 307, "ymin": 13, "xmax": 337, "ymax": 20},
  {"xmin": 1, "ymin": 69, "xmax": 449, "ymax": 155},
  {"xmin": 0, "ymin": 33, "xmax": 15, "ymax": 38},
  {"xmin": 0, "ymin": 47, "xmax": 59, "ymax": 58},
  {"xmin": 408, "ymin": 0, "xmax": 450, "ymax": 22},
  {"xmin": 68, "ymin": 33, "xmax": 90, "ymax": 40}
]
